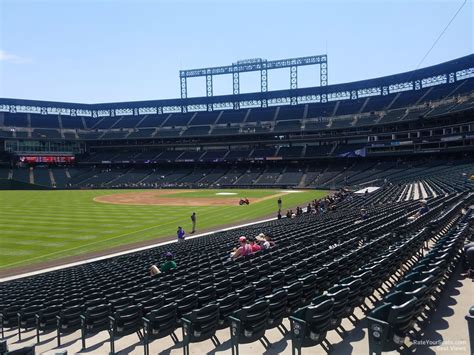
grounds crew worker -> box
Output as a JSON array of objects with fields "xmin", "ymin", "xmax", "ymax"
[{"xmin": 191, "ymin": 212, "xmax": 196, "ymax": 234}]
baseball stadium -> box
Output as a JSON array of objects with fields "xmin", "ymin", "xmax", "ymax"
[{"xmin": 1, "ymin": 1, "xmax": 474, "ymax": 354}]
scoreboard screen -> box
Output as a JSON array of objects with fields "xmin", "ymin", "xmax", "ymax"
[{"xmin": 19, "ymin": 156, "xmax": 75, "ymax": 163}]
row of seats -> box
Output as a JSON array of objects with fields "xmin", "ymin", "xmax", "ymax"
[
  {"xmin": 5, "ymin": 159, "xmax": 470, "ymax": 191},
  {"xmin": 1, "ymin": 186, "xmax": 471, "ymax": 354},
  {"xmin": 367, "ymin": 208, "xmax": 471, "ymax": 354}
]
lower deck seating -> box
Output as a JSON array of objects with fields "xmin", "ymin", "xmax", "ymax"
[{"xmin": 1, "ymin": 174, "xmax": 472, "ymax": 354}]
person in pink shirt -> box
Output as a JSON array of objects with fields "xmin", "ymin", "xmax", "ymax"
[
  {"xmin": 231, "ymin": 236, "xmax": 252, "ymax": 259},
  {"xmin": 249, "ymin": 237, "xmax": 261, "ymax": 252}
]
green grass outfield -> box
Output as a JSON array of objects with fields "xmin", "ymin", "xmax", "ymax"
[{"xmin": 0, "ymin": 189, "xmax": 327, "ymax": 270}]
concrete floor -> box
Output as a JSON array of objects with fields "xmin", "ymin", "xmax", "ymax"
[{"xmin": 3, "ymin": 266, "xmax": 472, "ymax": 355}]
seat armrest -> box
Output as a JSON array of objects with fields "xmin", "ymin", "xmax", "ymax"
[{"xmin": 108, "ymin": 316, "xmax": 116, "ymax": 332}]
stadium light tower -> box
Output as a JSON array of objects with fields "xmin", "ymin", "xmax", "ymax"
[{"xmin": 179, "ymin": 54, "xmax": 328, "ymax": 100}]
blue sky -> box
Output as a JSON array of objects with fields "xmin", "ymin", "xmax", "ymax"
[{"xmin": 0, "ymin": 0, "xmax": 472, "ymax": 103}]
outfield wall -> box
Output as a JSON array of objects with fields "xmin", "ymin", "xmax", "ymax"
[{"xmin": 0, "ymin": 179, "xmax": 50, "ymax": 190}]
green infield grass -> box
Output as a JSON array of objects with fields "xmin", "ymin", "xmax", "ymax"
[{"xmin": 0, "ymin": 188, "xmax": 327, "ymax": 270}]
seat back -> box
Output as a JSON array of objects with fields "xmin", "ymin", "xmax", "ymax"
[
  {"xmin": 196, "ymin": 286, "xmax": 216, "ymax": 307},
  {"xmin": 145, "ymin": 303, "xmax": 178, "ymax": 339},
  {"xmin": 269, "ymin": 272, "xmax": 285, "ymax": 291},
  {"xmin": 164, "ymin": 288, "xmax": 183, "ymax": 304},
  {"xmin": 110, "ymin": 297, "xmax": 134, "ymax": 311},
  {"xmin": 284, "ymin": 281, "xmax": 304, "ymax": 314},
  {"xmin": 58, "ymin": 305, "xmax": 83, "ymax": 333},
  {"xmin": 265, "ymin": 290, "xmax": 287, "ymax": 329},
  {"xmin": 299, "ymin": 274, "xmax": 318, "ymax": 304},
  {"xmin": 37, "ymin": 305, "xmax": 61, "ymax": 330},
  {"xmin": 112, "ymin": 305, "xmax": 143, "ymax": 336},
  {"xmin": 18, "ymin": 305, "xmax": 42, "ymax": 328},
  {"xmin": 367, "ymin": 295, "xmax": 418, "ymax": 353},
  {"xmin": 142, "ymin": 296, "xmax": 164, "ymax": 315},
  {"xmin": 290, "ymin": 295, "xmax": 334, "ymax": 351},
  {"xmin": 215, "ymin": 280, "xmax": 232, "ymax": 298},
  {"xmin": 183, "ymin": 281, "xmax": 200, "ymax": 296},
  {"xmin": 177, "ymin": 294, "xmax": 199, "ymax": 322},
  {"xmin": 236, "ymin": 285, "xmax": 256, "ymax": 307},
  {"xmin": 83, "ymin": 304, "xmax": 111, "ymax": 330},
  {"xmin": 230, "ymin": 300, "xmax": 269, "ymax": 344},
  {"xmin": 254, "ymin": 278, "xmax": 272, "ymax": 298},
  {"xmin": 2, "ymin": 305, "xmax": 21, "ymax": 327},
  {"xmin": 216, "ymin": 294, "xmax": 239, "ymax": 329},
  {"xmin": 183, "ymin": 303, "xmax": 220, "ymax": 342}
]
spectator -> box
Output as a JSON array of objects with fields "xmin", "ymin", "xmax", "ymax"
[
  {"xmin": 418, "ymin": 200, "xmax": 429, "ymax": 215},
  {"xmin": 160, "ymin": 252, "xmax": 177, "ymax": 272},
  {"xmin": 307, "ymin": 203, "xmax": 312, "ymax": 213},
  {"xmin": 177, "ymin": 226, "xmax": 185, "ymax": 242},
  {"xmin": 150, "ymin": 252, "xmax": 177, "ymax": 275},
  {"xmin": 231, "ymin": 236, "xmax": 252, "ymax": 259},
  {"xmin": 263, "ymin": 235, "xmax": 275, "ymax": 250},
  {"xmin": 249, "ymin": 237, "xmax": 261, "ymax": 252},
  {"xmin": 191, "ymin": 212, "xmax": 196, "ymax": 233},
  {"xmin": 277, "ymin": 210, "xmax": 282, "ymax": 219},
  {"xmin": 361, "ymin": 208, "xmax": 369, "ymax": 220},
  {"xmin": 149, "ymin": 265, "xmax": 160, "ymax": 276}
]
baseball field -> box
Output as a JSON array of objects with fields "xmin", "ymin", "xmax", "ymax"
[{"xmin": 0, "ymin": 188, "xmax": 327, "ymax": 272}]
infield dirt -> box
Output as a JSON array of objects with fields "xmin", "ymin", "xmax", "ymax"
[{"xmin": 94, "ymin": 189, "xmax": 289, "ymax": 206}]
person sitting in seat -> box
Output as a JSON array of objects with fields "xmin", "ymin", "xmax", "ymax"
[
  {"xmin": 249, "ymin": 237, "xmax": 261, "ymax": 252},
  {"xmin": 150, "ymin": 252, "xmax": 177, "ymax": 276},
  {"xmin": 262, "ymin": 234, "xmax": 275, "ymax": 250},
  {"xmin": 418, "ymin": 200, "xmax": 429, "ymax": 215},
  {"xmin": 361, "ymin": 208, "xmax": 369, "ymax": 220},
  {"xmin": 231, "ymin": 236, "xmax": 252, "ymax": 259},
  {"xmin": 412, "ymin": 200, "xmax": 429, "ymax": 219},
  {"xmin": 355, "ymin": 208, "xmax": 369, "ymax": 224}
]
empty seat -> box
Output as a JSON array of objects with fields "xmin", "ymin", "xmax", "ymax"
[
  {"xmin": 367, "ymin": 294, "xmax": 418, "ymax": 354},
  {"xmin": 182, "ymin": 303, "xmax": 220, "ymax": 355},
  {"xmin": 290, "ymin": 294, "xmax": 334, "ymax": 354},
  {"xmin": 35, "ymin": 305, "xmax": 61, "ymax": 342},
  {"xmin": 143, "ymin": 303, "xmax": 179, "ymax": 355},
  {"xmin": 216, "ymin": 293, "xmax": 239, "ymax": 329},
  {"xmin": 108, "ymin": 304, "xmax": 143, "ymax": 354},
  {"xmin": 80, "ymin": 303, "xmax": 112, "ymax": 350},
  {"xmin": 56, "ymin": 305, "xmax": 84, "ymax": 346},
  {"xmin": 229, "ymin": 301, "xmax": 270, "ymax": 355}
]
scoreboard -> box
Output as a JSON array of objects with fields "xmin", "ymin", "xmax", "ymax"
[{"xmin": 19, "ymin": 156, "xmax": 75, "ymax": 164}]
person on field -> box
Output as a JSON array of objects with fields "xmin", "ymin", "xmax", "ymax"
[
  {"xmin": 177, "ymin": 226, "xmax": 185, "ymax": 242},
  {"xmin": 149, "ymin": 252, "xmax": 177, "ymax": 275},
  {"xmin": 191, "ymin": 212, "xmax": 196, "ymax": 233},
  {"xmin": 277, "ymin": 197, "xmax": 282, "ymax": 211}
]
